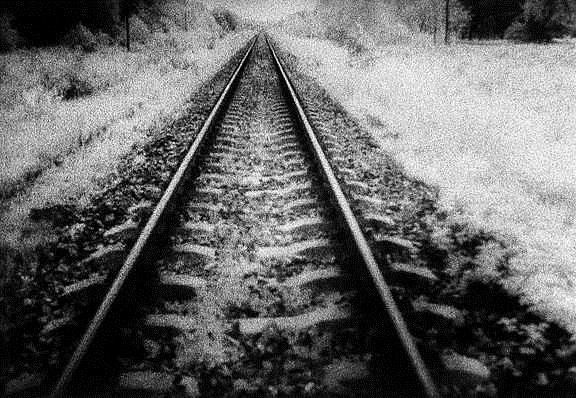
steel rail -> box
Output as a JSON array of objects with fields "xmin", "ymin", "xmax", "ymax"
[
  {"xmin": 49, "ymin": 35, "xmax": 258, "ymax": 398},
  {"xmin": 266, "ymin": 35, "xmax": 441, "ymax": 398}
]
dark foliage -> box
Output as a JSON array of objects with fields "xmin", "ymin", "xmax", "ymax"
[
  {"xmin": 0, "ymin": 0, "xmax": 175, "ymax": 47},
  {"xmin": 212, "ymin": 7, "xmax": 238, "ymax": 32},
  {"xmin": 0, "ymin": 11, "xmax": 19, "ymax": 51},
  {"xmin": 62, "ymin": 23, "xmax": 98, "ymax": 52},
  {"xmin": 505, "ymin": 0, "xmax": 575, "ymax": 42},
  {"xmin": 460, "ymin": 0, "xmax": 524, "ymax": 38},
  {"xmin": 0, "ymin": 0, "xmax": 120, "ymax": 45},
  {"xmin": 458, "ymin": 0, "xmax": 575, "ymax": 40}
]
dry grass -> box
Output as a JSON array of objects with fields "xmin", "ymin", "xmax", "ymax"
[
  {"xmin": 0, "ymin": 28, "xmax": 253, "ymax": 247},
  {"xmin": 274, "ymin": 30, "xmax": 576, "ymax": 334},
  {"xmin": 0, "ymin": 25, "xmax": 246, "ymax": 199}
]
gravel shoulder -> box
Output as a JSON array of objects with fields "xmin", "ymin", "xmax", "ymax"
[{"xmin": 271, "ymin": 36, "xmax": 576, "ymax": 397}]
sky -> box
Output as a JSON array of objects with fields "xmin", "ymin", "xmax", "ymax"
[{"xmin": 201, "ymin": 0, "xmax": 317, "ymax": 22}]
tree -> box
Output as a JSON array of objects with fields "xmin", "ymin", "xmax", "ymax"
[
  {"xmin": 459, "ymin": 0, "xmax": 523, "ymax": 39},
  {"xmin": 120, "ymin": 0, "xmax": 135, "ymax": 50},
  {"xmin": 0, "ymin": 0, "xmax": 122, "ymax": 45},
  {"xmin": 445, "ymin": 0, "xmax": 450, "ymax": 43},
  {"xmin": 0, "ymin": 0, "xmax": 192, "ymax": 48},
  {"xmin": 0, "ymin": 11, "xmax": 20, "ymax": 51},
  {"xmin": 505, "ymin": 0, "xmax": 575, "ymax": 41},
  {"xmin": 394, "ymin": 0, "xmax": 470, "ymax": 41}
]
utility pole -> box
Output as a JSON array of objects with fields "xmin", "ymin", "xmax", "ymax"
[
  {"xmin": 184, "ymin": 0, "xmax": 189, "ymax": 32},
  {"xmin": 444, "ymin": 0, "xmax": 450, "ymax": 44},
  {"xmin": 125, "ymin": 13, "xmax": 130, "ymax": 51},
  {"xmin": 121, "ymin": 0, "xmax": 132, "ymax": 51},
  {"xmin": 433, "ymin": 13, "xmax": 438, "ymax": 43}
]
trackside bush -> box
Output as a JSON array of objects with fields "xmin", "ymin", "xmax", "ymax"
[
  {"xmin": 38, "ymin": 54, "xmax": 95, "ymax": 100},
  {"xmin": 63, "ymin": 23, "xmax": 97, "ymax": 53},
  {"xmin": 504, "ymin": 16, "xmax": 571, "ymax": 42},
  {"xmin": 504, "ymin": 1, "xmax": 573, "ymax": 42},
  {"xmin": 212, "ymin": 7, "xmax": 238, "ymax": 32},
  {"xmin": 325, "ymin": 28, "xmax": 367, "ymax": 54},
  {"xmin": 133, "ymin": 15, "xmax": 152, "ymax": 43},
  {"xmin": 0, "ymin": 13, "xmax": 21, "ymax": 52}
]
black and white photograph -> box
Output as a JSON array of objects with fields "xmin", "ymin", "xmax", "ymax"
[{"xmin": 2, "ymin": 0, "xmax": 576, "ymax": 396}]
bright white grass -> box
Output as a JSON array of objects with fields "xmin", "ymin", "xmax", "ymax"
[
  {"xmin": 1, "ymin": 48, "xmax": 142, "ymax": 186},
  {"xmin": 0, "ymin": 31, "xmax": 253, "ymax": 244},
  {"xmin": 275, "ymin": 33, "xmax": 576, "ymax": 334},
  {"xmin": 0, "ymin": 28, "xmax": 250, "ymax": 197}
]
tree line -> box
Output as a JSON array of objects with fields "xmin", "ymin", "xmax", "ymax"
[
  {"xmin": 0, "ymin": 0, "xmax": 192, "ymax": 50},
  {"xmin": 1, "ymin": 0, "xmax": 122, "ymax": 47},
  {"xmin": 1, "ymin": 0, "xmax": 576, "ymax": 50},
  {"xmin": 398, "ymin": 0, "xmax": 576, "ymax": 41}
]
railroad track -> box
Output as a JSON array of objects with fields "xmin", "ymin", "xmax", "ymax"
[{"xmin": 49, "ymin": 34, "xmax": 439, "ymax": 398}]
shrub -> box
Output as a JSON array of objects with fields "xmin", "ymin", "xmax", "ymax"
[
  {"xmin": 129, "ymin": 15, "xmax": 151, "ymax": 43},
  {"xmin": 60, "ymin": 74, "xmax": 94, "ymax": 100},
  {"xmin": 325, "ymin": 28, "xmax": 367, "ymax": 54},
  {"xmin": 505, "ymin": 16, "xmax": 570, "ymax": 42},
  {"xmin": 169, "ymin": 55, "xmax": 196, "ymax": 71},
  {"xmin": 62, "ymin": 23, "xmax": 97, "ymax": 53},
  {"xmin": 62, "ymin": 23, "xmax": 97, "ymax": 52},
  {"xmin": 43, "ymin": 72, "xmax": 94, "ymax": 100},
  {"xmin": 40, "ymin": 57, "xmax": 95, "ymax": 100},
  {"xmin": 212, "ymin": 7, "xmax": 238, "ymax": 32},
  {"xmin": 504, "ymin": 0, "xmax": 572, "ymax": 42},
  {"xmin": 504, "ymin": 21, "xmax": 531, "ymax": 41},
  {"xmin": 0, "ymin": 13, "xmax": 21, "ymax": 52},
  {"xmin": 94, "ymin": 30, "xmax": 115, "ymax": 47}
]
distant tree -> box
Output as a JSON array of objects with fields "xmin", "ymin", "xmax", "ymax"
[
  {"xmin": 0, "ymin": 0, "xmax": 205, "ymax": 48},
  {"xmin": 0, "ymin": 0, "xmax": 122, "ymax": 46},
  {"xmin": 0, "ymin": 11, "xmax": 20, "ymax": 51},
  {"xmin": 505, "ymin": 0, "xmax": 575, "ymax": 41},
  {"xmin": 62, "ymin": 23, "xmax": 98, "ymax": 52},
  {"xmin": 395, "ymin": 0, "xmax": 470, "ymax": 41},
  {"xmin": 212, "ymin": 7, "xmax": 238, "ymax": 32},
  {"xmin": 459, "ymin": 0, "xmax": 523, "ymax": 39}
]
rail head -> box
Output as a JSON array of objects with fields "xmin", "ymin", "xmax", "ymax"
[
  {"xmin": 49, "ymin": 34, "xmax": 258, "ymax": 398},
  {"xmin": 265, "ymin": 35, "xmax": 440, "ymax": 398}
]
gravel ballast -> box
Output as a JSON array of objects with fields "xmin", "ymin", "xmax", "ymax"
[{"xmin": 82, "ymin": 35, "xmax": 407, "ymax": 397}]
